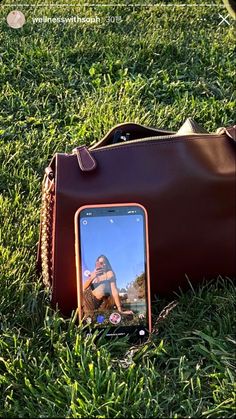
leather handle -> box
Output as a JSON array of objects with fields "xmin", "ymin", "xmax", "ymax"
[{"xmin": 217, "ymin": 125, "xmax": 236, "ymax": 142}]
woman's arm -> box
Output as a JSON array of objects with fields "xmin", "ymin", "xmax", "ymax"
[{"xmin": 83, "ymin": 270, "xmax": 97, "ymax": 290}]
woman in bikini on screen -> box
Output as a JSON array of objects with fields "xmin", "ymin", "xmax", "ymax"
[{"xmin": 83, "ymin": 255, "xmax": 133, "ymax": 315}]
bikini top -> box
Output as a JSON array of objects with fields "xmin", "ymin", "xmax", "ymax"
[{"xmin": 90, "ymin": 274, "xmax": 116, "ymax": 295}]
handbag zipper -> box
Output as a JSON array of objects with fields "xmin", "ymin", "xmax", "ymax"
[
  {"xmin": 90, "ymin": 125, "xmax": 235, "ymax": 151},
  {"xmin": 72, "ymin": 131, "xmax": 234, "ymax": 171},
  {"xmin": 73, "ymin": 136, "xmax": 177, "ymax": 171},
  {"xmin": 89, "ymin": 133, "xmax": 217, "ymax": 151},
  {"xmin": 89, "ymin": 122, "xmax": 175, "ymax": 149}
]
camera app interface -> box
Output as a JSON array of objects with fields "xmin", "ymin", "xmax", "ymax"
[{"xmin": 79, "ymin": 207, "xmax": 148, "ymax": 331}]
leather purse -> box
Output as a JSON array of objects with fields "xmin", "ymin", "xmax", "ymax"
[{"xmin": 37, "ymin": 118, "xmax": 236, "ymax": 316}]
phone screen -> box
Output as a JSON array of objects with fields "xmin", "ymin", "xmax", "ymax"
[{"xmin": 76, "ymin": 204, "xmax": 150, "ymax": 340}]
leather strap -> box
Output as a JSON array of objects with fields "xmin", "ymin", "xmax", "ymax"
[
  {"xmin": 36, "ymin": 157, "xmax": 56, "ymax": 273},
  {"xmin": 217, "ymin": 125, "xmax": 236, "ymax": 142},
  {"xmin": 225, "ymin": 125, "xmax": 236, "ymax": 142}
]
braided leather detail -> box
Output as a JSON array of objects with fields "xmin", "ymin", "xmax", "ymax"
[{"xmin": 40, "ymin": 183, "xmax": 54, "ymax": 287}]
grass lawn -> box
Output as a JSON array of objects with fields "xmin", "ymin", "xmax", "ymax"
[{"xmin": 0, "ymin": 0, "xmax": 235, "ymax": 417}]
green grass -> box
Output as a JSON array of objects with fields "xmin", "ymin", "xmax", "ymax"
[{"xmin": 0, "ymin": 0, "xmax": 235, "ymax": 417}]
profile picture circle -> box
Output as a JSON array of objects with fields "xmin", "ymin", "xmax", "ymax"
[
  {"xmin": 7, "ymin": 11, "xmax": 26, "ymax": 29},
  {"xmin": 109, "ymin": 312, "xmax": 121, "ymax": 325}
]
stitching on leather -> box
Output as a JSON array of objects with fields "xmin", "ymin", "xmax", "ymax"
[
  {"xmin": 77, "ymin": 149, "xmax": 84, "ymax": 170},
  {"xmin": 87, "ymin": 153, "xmax": 96, "ymax": 169},
  {"xmin": 91, "ymin": 136, "xmax": 227, "ymax": 154}
]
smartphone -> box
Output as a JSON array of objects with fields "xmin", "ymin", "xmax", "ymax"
[{"xmin": 74, "ymin": 203, "xmax": 151, "ymax": 341}]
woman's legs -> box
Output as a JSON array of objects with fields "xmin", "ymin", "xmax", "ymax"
[{"xmin": 83, "ymin": 288, "xmax": 102, "ymax": 312}]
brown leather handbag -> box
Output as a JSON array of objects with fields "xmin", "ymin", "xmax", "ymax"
[{"xmin": 37, "ymin": 118, "xmax": 236, "ymax": 316}]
